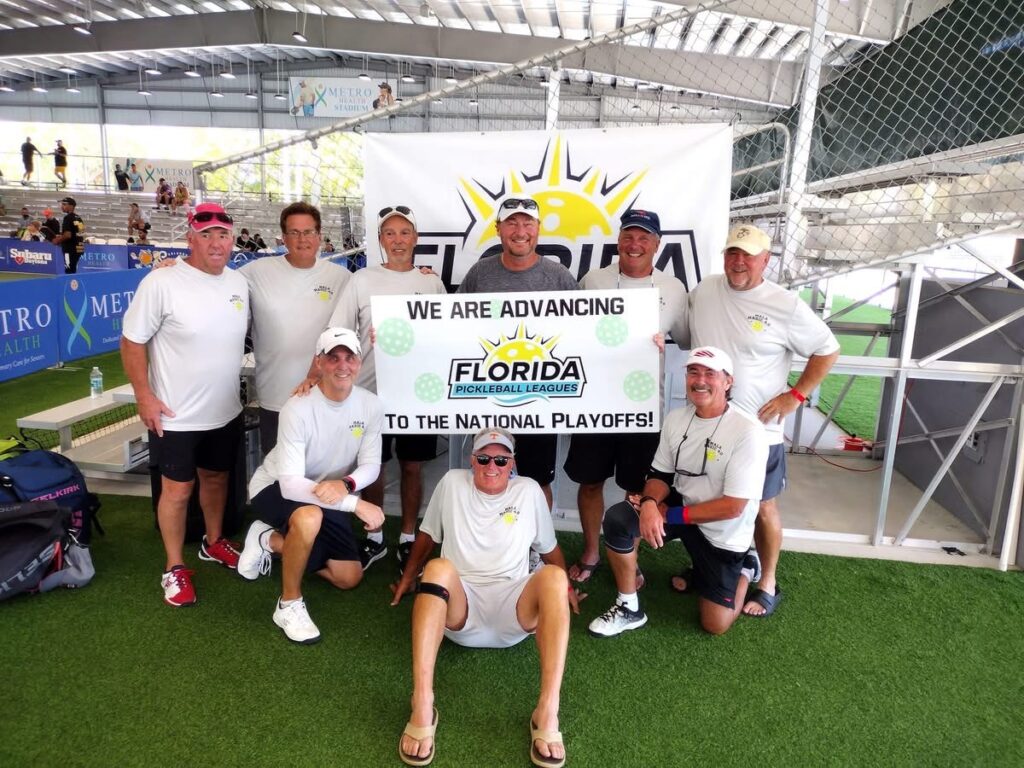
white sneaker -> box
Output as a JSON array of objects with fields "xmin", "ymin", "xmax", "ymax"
[
  {"xmin": 588, "ymin": 601, "xmax": 648, "ymax": 638},
  {"xmin": 273, "ymin": 598, "xmax": 321, "ymax": 644},
  {"xmin": 237, "ymin": 521, "xmax": 273, "ymax": 581}
]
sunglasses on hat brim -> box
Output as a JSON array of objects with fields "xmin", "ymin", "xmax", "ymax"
[{"xmin": 191, "ymin": 211, "xmax": 233, "ymax": 227}]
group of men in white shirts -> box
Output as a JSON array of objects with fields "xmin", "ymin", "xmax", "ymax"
[{"xmin": 120, "ymin": 193, "xmax": 838, "ymax": 768}]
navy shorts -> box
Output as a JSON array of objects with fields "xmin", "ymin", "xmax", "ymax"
[
  {"xmin": 762, "ymin": 443, "xmax": 787, "ymax": 501},
  {"xmin": 251, "ymin": 482, "xmax": 359, "ymax": 572},
  {"xmin": 511, "ymin": 433, "xmax": 557, "ymax": 486},
  {"xmin": 563, "ymin": 432, "xmax": 659, "ymax": 492},
  {"xmin": 602, "ymin": 500, "xmax": 746, "ymax": 609},
  {"xmin": 149, "ymin": 414, "xmax": 242, "ymax": 483},
  {"xmin": 382, "ymin": 433, "xmax": 438, "ymax": 464}
]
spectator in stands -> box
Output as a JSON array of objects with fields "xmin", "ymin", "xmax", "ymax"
[
  {"xmin": 171, "ymin": 181, "xmax": 191, "ymax": 215},
  {"xmin": 136, "ymin": 229, "xmax": 151, "ymax": 246},
  {"xmin": 53, "ymin": 140, "xmax": 68, "ymax": 188},
  {"xmin": 128, "ymin": 203, "xmax": 151, "ymax": 238},
  {"xmin": 40, "ymin": 208, "xmax": 61, "ymax": 241},
  {"xmin": 253, "ymin": 233, "xmax": 268, "ymax": 250},
  {"xmin": 235, "ymin": 228, "xmax": 259, "ymax": 251},
  {"xmin": 114, "ymin": 163, "xmax": 130, "ymax": 191},
  {"xmin": 155, "ymin": 178, "xmax": 173, "ymax": 210},
  {"xmin": 14, "ymin": 206, "xmax": 31, "ymax": 238},
  {"xmin": 343, "ymin": 234, "xmax": 357, "ymax": 250},
  {"xmin": 21, "ymin": 136, "xmax": 42, "ymax": 185},
  {"xmin": 128, "ymin": 162, "xmax": 144, "ymax": 192},
  {"xmin": 20, "ymin": 220, "xmax": 43, "ymax": 241},
  {"xmin": 322, "ymin": 238, "xmax": 335, "ymax": 253}
]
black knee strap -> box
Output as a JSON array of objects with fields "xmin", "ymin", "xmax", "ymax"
[{"xmin": 417, "ymin": 582, "xmax": 450, "ymax": 602}]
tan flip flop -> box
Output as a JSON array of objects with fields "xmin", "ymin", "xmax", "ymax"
[
  {"xmin": 399, "ymin": 708, "xmax": 438, "ymax": 766},
  {"xmin": 530, "ymin": 719, "xmax": 566, "ymax": 768}
]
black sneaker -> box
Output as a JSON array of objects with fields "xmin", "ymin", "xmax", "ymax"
[
  {"xmin": 397, "ymin": 541, "xmax": 414, "ymax": 576},
  {"xmin": 359, "ymin": 539, "xmax": 388, "ymax": 571}
]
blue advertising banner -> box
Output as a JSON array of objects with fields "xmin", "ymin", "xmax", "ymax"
[
  {"xmin": 0, "ymin": 277, "xmax": 60, "ymax": 382},
  {"xmin": 58, "ymin": 270, "xmax": 147, "ymax": 362},
  {"xmin": 79, "ymin": 244, "xmax": 131, "ymax": 272},
  {"xmin": 0, "ymin": 238, "xmax": 63, "ymax": 276},
  {"xmin": 127, "ymin": 245, "xmax": 189, "ymax": 269}
]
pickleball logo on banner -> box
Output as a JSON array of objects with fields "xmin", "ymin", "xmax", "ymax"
[
  {"xmin": 63, "ymin": 278, "xmax": 92, "ymax": 354},
  {"xmin": 458, "ymin": 134, "xmax": 648, "ymax": 249},
  {"xmin": 448, "ymin": 324, "xmax": 586, "ymax": 406}
]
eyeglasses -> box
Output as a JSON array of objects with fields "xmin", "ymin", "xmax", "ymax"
[
  {"xmin": 499, "ymin": 198, "xmax": 538, "ymax": 211},
  {"xmin": 284, "ymin": 229, "xmax": 319, "ymax": 238},
  {"xmin": 191, "ymin": 211, "xmax": 233, "ymax": 226},
  {"xmin": 473, "ymin": 454, "xmax": 513, "ymax": 467},
  {"xmin": 378, "ymin": 205, "xmax": 413, "ymax": 218},
  {"xmin": 673, "ymin": 411, "xmax": 727, "ymax": 478}
]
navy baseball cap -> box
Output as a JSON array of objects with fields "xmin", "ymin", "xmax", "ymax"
[{"xmin": 619, "ymin": 209, "xmax": 661, "ymax": 237}]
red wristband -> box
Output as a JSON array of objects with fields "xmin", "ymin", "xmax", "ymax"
[
  {"xmin": 682, "ymin": 506, "xmax": 691, "ymax": 525},
  {"xmin": 789, "ymin": 387, "xmax": 806, "ymax": 403}
]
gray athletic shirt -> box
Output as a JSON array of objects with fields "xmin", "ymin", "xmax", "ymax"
[{"xmin": 457, "ymin": 254, "xmax": 580, "ymax": 294}]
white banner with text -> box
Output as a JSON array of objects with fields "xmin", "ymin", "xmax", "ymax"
[
  {"xmin": 371, "ymin": 289, "xmax": 661, "ymax": 434},
  {"xmin": 363, "ymin": 125, "xmax": 731, "ymax": 289}
]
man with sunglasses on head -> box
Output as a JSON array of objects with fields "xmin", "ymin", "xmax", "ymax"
[
  {"xmin": 690, "ymin": 224, "xmax": 839, "ymax": 618},
  {"xmin": 587, "ymin": 347, "xmax": 767, "ymax": 638},
  {"xmin": 239, "ymin": 201, "xmax": 351, "ymax": 455},
  {"xmin": 237, "ymin": 327, "xmax": 385, "ymax": 644},
  {"xmin": 121, "ymin": 202, "xmax": 250, "ymax": 607},
  {"xmin": 564, "ymin": 209, "xmax": 690, "ymax": 587},
  {"xmin": 391, "ymin": 427, "xmax": 579, "ymax": 768},
  {"xmin": 457, "ymin": 195, "xmax": 580, "ymax": 509},
  {"xmin": 329, "ymin": 205, "xmax": 446, "ymax": 575}
]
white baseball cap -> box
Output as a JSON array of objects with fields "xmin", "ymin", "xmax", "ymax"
[
  {"xmin": 377, "ymin": 205, "xmax": 417, "ymax": 233},
  {"xmin": 724, "ymin": 224, "xmax": 772, "ymax": 256},
  {"xmin": 316, "ymin": 327, "xmax": 361, "ymax": 356},
  {"xmin": 496, "ymin": 196, "xmax": 541, "ymax": 222},
  {"xmin": 472, "ymin": 427, "xmax": 516, "ymax": 453},
  {"xmin": 685, "ymin": 346, "xmax": 734, "ymax": 375}
]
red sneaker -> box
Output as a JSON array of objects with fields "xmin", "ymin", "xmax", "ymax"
[
  {"xmin": 198, "ymin": 536, "xmax": 240, "ymax": 570},
  {"xmin": 161, "ymin": 566, "xmax": 196, "ymax": 607}
]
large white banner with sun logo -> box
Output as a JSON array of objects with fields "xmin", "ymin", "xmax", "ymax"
[
  {"xmin": 363, "ymin": 125, "xmax": 730, "ymax": 289},
  {"xmin": 371, "ymin": 289, "xmax": 660, "ymax": 434}
]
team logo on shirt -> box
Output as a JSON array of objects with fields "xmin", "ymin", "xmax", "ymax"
[
  {"xmin": 706, "ymin": 439, "xmax": 724, "ymax": 463},
  {"xmin": 500, "ymin": 505, "xmax": 520, "ymax": 525},
  {"xmin": 747, "ymin": 313, "xmax": 770, "ymax": 333},
  {"xmin": 313, "ymin": 284, "xmax": 334, "ymax": 301},
  {"xmin": 229, "ymin": 293, "xmax": 244, "ymax": 311},
  {"xmin": 448, "ymin": 324, "xmax": 586, "ymax": 406},
  {"xmin": 349, "ymin": 419, "xmax": 366, "ymax": 438}
]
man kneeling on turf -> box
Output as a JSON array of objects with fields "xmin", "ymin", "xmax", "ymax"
[
  {"xmin": 238, "ymin": 327, "xmax": 384, "ymax": 644},
  {"xmin": 391, "ymin": 427, "xmax": 580, "ymax": 768},
  {"xmin": 588, "ymin": 346, "xmax": 767, "ymax": 638}
]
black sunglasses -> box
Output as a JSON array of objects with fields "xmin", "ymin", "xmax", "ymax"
[
  {"xmin": 674, "ymin": 436, "xmax": 710, "ymax": 478},
  {"xmin": 499, "ymin": 198, "xmax": 539, "ymax": 211},
  {"xmin": 473, "ymin": 454, "xmax": 513, "ymax": 467},
  {"xmin": 192, "ymin": 211, "xmax": 233, "ymax": 225},
  {"xmin": 379, "ymin": 205, "xmax": 412, "ymax": 218}
]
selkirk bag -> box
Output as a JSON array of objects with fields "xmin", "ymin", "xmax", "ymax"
[
  {"xmin": 0, "ymin": 450, "xmax": 102, "ymax": 545},
  {"xmin": 0, "ymin": 500, "xmax": 70, "ymax": 601}
]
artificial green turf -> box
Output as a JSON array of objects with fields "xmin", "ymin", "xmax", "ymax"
[{"xmin": 4, "ymin": 496, "xmax": 1023, "ymax": 767}]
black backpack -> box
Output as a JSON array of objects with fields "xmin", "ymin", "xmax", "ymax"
[{"xmin": 0, "ymin": 501, "xmax": 68, "ymax": 600}]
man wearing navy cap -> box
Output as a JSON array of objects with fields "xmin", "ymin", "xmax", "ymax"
[{"xmin": 564, "ymin": 209, "xmax": 689, "ymax": 586}]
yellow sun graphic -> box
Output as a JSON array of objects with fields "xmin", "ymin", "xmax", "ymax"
[
  {"xmin": 480, "ymin": 324, "xmax": 559, "ymax": 368},
  {"xmin": 460, "ymin": 134, "xmax": 648, "ymax": 248}
]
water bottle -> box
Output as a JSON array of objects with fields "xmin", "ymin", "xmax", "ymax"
[{"xmin": 89, "ymin": 367, "xmax": 104, "ymax": 399}]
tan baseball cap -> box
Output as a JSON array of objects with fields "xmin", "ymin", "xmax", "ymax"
[{"xmin": 724, "ymin": 224, "xmax": 772, "ymax": 256}]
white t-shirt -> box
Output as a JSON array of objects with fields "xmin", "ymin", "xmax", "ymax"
[
  {"xmin": 650, "ymin": 403, "xmax": 768, "ymax": 552},
  {"xmin": 240, "ymin": 256, "xmax": 351, "ymax": 411},
  {"xmin": 122, "ymin": 259, "xmax": 249, "ymax": 431},
  {"xmin": 249, "ymin": 385, "xmax": 384, "ymax": 499},
  {"xmin": 689, "ymin": 275, "xmax": 840, "ymax": 445},
  {"xmin": 329, "ymin": 264, "xmax": 446, "ymax": 393},
  {"xmin": 580, "ymin": 264, "xmax": 690, "ymax": 405},
  {"xmin": 420, "ymin": 470, "xmax": 558, "ymax": 586}
]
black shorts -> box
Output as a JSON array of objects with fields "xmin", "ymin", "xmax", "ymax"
[
  {"xmin": 382, "ymin": 433, "xmax": 438, "ymax": 464},
  {"xmin": 762, "ymin": 443, "xmax": 787, "ymax": 501},
  {"xmin": 251, "ymin": 482, "xmax": 359, "ymax": 572},
  {"xmin": 258, "ymin": 407, "xmax": 280, "ymax": 457},
  {"xmin": 563, "ymin": 432, "xmax": 659, "ymax": 492},
  {"xmin": 23, "ymin": 158, "xmax": 33, "ymax": 172},
  {"xmin": 602, "ymin": 501, "xmax": 745, "ymax": 609},
  {"xmin": 149, "ymin": 414, "xmax": 242, "ymax": 483},
  {"xmin": 511, "ymin": 433, "xmax": 557, "ymax": 486}
]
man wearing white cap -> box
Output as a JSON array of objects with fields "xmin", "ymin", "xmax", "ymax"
[
  {"xmin": 329, "ymin": 204, "xmax": 446, "ymax": 574},
  {"xmin": 391, "ymin": 426, "xmax": 578, "ymax": 768},
  {"xmin": 587, "ymin": 347, "xmax": 767, "ymax": 638},
  {"xmin": 237, "ymin": 327, "xmax": 385, "ymax": 644},
  {"xmin": 457, "ymin": 195, "xmax": 579, "ymax": 508},
  {"xmin": 121, "ymin": 202, "xmax": 250, "ymax": 607},
  {"xmin": 689, "ymin": 224, "xmax": 839, "ymax": 617}
]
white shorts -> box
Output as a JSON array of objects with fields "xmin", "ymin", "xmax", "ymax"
[{"xmin": 444, "ymin": 575, "xmax": 533, "ymax": 649}]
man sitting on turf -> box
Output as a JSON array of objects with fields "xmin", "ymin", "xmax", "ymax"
[
  {"xmin": 237, "ymin": 327, "xmax": 385, "ymax": 644},
  {"xmin": 587, "ymin": 346, "xmax": 767, "ymax": 638},
  {"xmin": 391, "ymin": 427, "xmax": 580, "ymax": 768}
]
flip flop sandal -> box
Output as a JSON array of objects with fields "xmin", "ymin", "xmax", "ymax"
[
  {"xmin": 743, "ymin": 586, "xmax": 783, "ymax": 618},
  {"xmin": 669, "ymin": 567, "xmax": 696, "ymax": 594},
  {"xmin": 569, "ymin": 559, "xmax": 601, "ymax": 583},
  {"xmin": 399, "ymin": 708, "xmax": 438, "ymax": 766},
  {"xmin": 530, "ymin": 719, "xmax": 566, "ymax": 768}
]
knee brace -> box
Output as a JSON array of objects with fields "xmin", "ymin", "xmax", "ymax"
[
  {"xmin": 417, "ymin": 581, "xmax": 450, "ymax": 602},
  {"xmin": 602, "ymin": 501, "xmax": 640, "ymax": 554}
]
